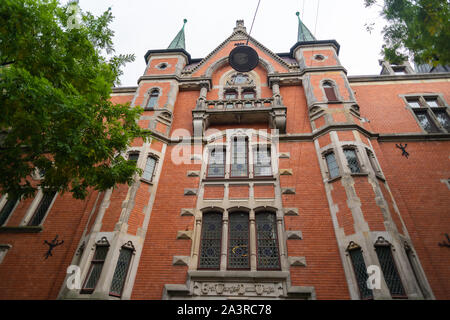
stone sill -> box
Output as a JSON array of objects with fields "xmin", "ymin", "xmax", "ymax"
[
  {"xmin": 203, "ymin": 177, "xmax": 276, "ymax": 183},
  {"xmin": 0, "ymin": 226, "xmax": 43, "ymax": 233},
  {"xmin": 188, "ymin": 270, "xmax": 289, "ymax": 281}
]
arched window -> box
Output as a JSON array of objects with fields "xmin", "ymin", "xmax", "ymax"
[
  {"xmin": 81, "ymin": 237, "xmax": 110, "ymax": 294},
  {"xmin": 146, "ymin": 89, "xmax": 160, "ymax": 110},
  {"xmin": 374, "ymin": 237, "xmax": 406, "ymax": 298},
  {"xmin": 198, "ymin": 212, "xmax": 223, "ymax": 270},
  {"xmin": 0, "ymin": 195, "xmax": 19, "ymax": 226},
  {"xmin": 323, "ymin": 81, "xmax": 338, "ymax": 102},
  {"xmin": 228, "ymin": 212, "xmax": 250, "ymax": 270},
  {"xmin": 109, "ymin": 241, "xmax": 135, "ymax": 298},
  {"xmin": 256, "ymin": 212, "xmax": 280, "ymax": 270},
  {"xmin": 347, "ymin": 242, "xmax": 373, "ymax": 299}
]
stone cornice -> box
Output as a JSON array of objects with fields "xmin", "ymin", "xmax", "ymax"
[
  {"xmin": 111, "ymin": 86, "xmax": 138, "ymax": 95},
  {"xmin": 137, "ymin": 74, "xmax": 212, "ymax": 89}
]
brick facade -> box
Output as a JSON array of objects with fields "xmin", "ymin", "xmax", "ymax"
[{"xmin": 0, "ymin": 19, "xmax": 449, "ymax": 300}]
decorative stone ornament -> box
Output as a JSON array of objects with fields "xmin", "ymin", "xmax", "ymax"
[{"xmin": 228, "ymin": 45, "xmax": 259, "ymax": 72}]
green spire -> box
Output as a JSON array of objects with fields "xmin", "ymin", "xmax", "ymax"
[
  {"xmin": 296, "ymin": 12, "xmax": 316, "ymax": 42},
  {"xmin": 168, "ymin": 19, "xmax": 187, "ymax": 50}
]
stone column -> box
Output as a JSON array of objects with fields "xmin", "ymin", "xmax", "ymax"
[{"xmin": 249, "ymin": 209, "xmax": 257, "ymax": 271}]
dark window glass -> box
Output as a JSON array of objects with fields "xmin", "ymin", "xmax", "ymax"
[
  {"xmin": 142, "ymin": 157, "xmax": 157, "ymax": 182},
  {"xmin": 375, "ymin": 245, "xmax": 406, "ymax": 297},
  {"xmin": 344, "ymin": 149, "xmax": 361, "ymax": 173},
  {"xmin": 254, "ymin": 147, "xmax": 272, "ymax": 176},
  {"xmin": 28, "ymin": 191, "xmax": 56, "ymax": 226},
  {"xmin": 228, "ymin": 212, "xmax": 249, "ymax": 270},
  {"xmin": 325, "ymin": 152, "xmax": 339, "ymax": 179},
  {"xmin": 128, "ymin": 153, "xmax": 139, "ymax": 163},
  {"xmin": 207, "ymin": 148, "xmax": 225, "ymax": 178},
  {"xmin": 146, "ymin": 90, "xmax": 159, "ymax": 109},
  {"xmin": 231, "ymin": 138, "xmax": 248, "ymax": 177},
  {"xmin": 242, "ymin": 91, "xmax": 255, "ymax": 99},
  {"xmin": 0, "ymin": 196, "xmax": 18, "ymax": 226},
  {"xmin": 432, "ymin": 110, "xmax": 450, "ymax": 131},
  {"xmin": 109, "ymin": 247, "xmax": 133, "ymax": 297},
  {"xmin": 348, "ymin": 247, "xmax": 373, "ymax": 299},
  {"xmin": 414, "ymin": 111, "xmax": 440, "ymax": 132},
  {"xmin": 198, "ymin": 213, "xmax": 223, "ymax": 269},
  {"xmin": 82, "ymin": 245, "xmax": 109, "ymax": 294},
  {"xmin": 392, "ymin": 66, "xmax": 406, "ymax": 75},
  {"xmin": 225, "ymin": 91, "xmax": 237, "ymax": 100},
  {"xmin": 256, "ymin": 212, "xmax": 280, "ymax": 270},
  {"xmin": 323, "ymin": 82, "xmax": 338, "ymax": 101}
]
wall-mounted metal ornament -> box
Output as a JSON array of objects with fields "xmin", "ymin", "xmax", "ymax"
[
  {"xmin": 228, "ymin": 45, "xmax": 259, "ymax": 72},
  {"xmin": 396, "ymin": 143, "xmax": 409, "ymax": 158},
  {"xmin": 438, "ymin": 233, "xmax": 450, "ymax": 248},
  {"xmin": 43, "ymin": 235, "xmax": 64, "ymax": 259}
]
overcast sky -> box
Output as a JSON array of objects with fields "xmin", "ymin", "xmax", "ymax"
[{"xmin": 74, "ymin": 0, "xmax": 387, "ymax": 87}]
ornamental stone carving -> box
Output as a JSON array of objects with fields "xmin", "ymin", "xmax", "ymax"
[{"xmin": 192, "ymin": 281, "xmax": 283, "ymax": 298}]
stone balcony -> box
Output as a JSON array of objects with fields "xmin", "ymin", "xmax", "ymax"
[{"xmin": 192, "ymin": 97, "xmax": 287, "ymax": 136}]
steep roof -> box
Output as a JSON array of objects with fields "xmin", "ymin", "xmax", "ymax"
[{"xmin": 168, "ymin": 19, "xmax": 187, "ymax": 50}]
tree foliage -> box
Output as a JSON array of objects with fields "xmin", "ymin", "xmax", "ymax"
[
  {"xmin": 0, "ymin": 0, "xmax": 150, "ymax": 200},
  {"xmin": 365, "ymin": 0, "xmax": 450, "ymax": 66}
]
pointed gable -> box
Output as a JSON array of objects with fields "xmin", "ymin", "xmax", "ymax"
[{"xmin": 186, "ymin": 20, "xmax": 297, "ymax": 77}]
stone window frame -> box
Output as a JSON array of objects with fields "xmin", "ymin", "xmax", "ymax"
[
  {"xmin": 251, "ymin": 143, "xmax": 274, "ymax": 178},
  {"xmin": 203, "ymin": 131, "xmax": 275, "ymax": 180},
  {"xmin": 140, "ymin": 153, "xmax": 159, "ymax": 184},
  {"xmin": 365, "ymin": 148, "xmax": 384, "ymax": 180},
  {"xmin": 0, "ymin": 194, "xmax": 20, "ymax": 227},
  {"xmin": 402, "ymin": 93, "xmax": 450, "ymax": 133},
  {"xmin": 403, "ymin": 241, "xmax": 432, "ymax": 299},
  {"xmin": 220, "ymin": 71, "xmax": 260, "ymax": 100},
  {"xmin": 321, "ymin": 149, "xmax": 341, "ymax": 181},
  {"xmin": 206, "ymin": 145, "xmax": 227, "ymax": 179},
  {"xmin": 373, "ymin": 236, "xmax": 408, "ymax": 299},
  {"xmin": 20, "ymin": 188, "xmax": 58, "ymax": 227},
  {"xmin": 143, "ymin": 87, "xmax": 162, "ymax": 111},
  {"xmin": 80, "ymin": 237, "xmax": 110, "ymax": 295},
  {"xmin": 109, "ymin": 241, "xmax": 136, "ymax": 298},
  {"xmin": 320, "ymin": 79, "xmax": 341, "ymax": 103},
  {"xmin": 342, "ymin": 145, "xmax": 364, "ymax": 175},
  {"xmin": 230, "ymin": 135, "xmax": 250, "ymax": 179},
  {"xmin": 194, "ymin": 206, "xmax": 283, "ymax": 272},
  {"xmin": 197, "ymin": 211, "xmax": 224, "ymax": 270},
  {"xmin": 345, "ymin": 241, "xmax": 373, "ymax": 300}
]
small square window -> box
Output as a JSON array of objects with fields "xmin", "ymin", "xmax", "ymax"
[{"xmin": 392, "ymin": 66, "xmax": 407, "ymax": 75}]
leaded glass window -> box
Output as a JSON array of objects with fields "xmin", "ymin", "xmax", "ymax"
[
  {"xmin": 407, "ymin": 98, "xmax": 421, "ymax": 108},
  {"xmin": 228, "ymin": 212, "xmax": 249, "ymax": 270},
  {"xmin": 348, "ymin": 245, "xmax": 373, "ymax": 299},
  {"xmin": 231, "ymin": 137, "xmax": 248, "ymax": 177},
  {"xmin": 0, "ymin": 196, "xmax": 18, "ymax": 226},
  {"xmin": 81, "ymin": 244, "xmax": 109, "ymax": 294},
  {"xmin": 433, "ymin": 110, "xmax": 450, "ymax": 131},
  {"xmin": 109, "ymin": 247, "xmax": 133, "ymax": 297},
  {"xmin": 254, "ymin": 147, "xmax": 272, "ymax": 177},
  {"xmin": 256, "ymin": 212, "xmax": 280, "ymax": 270},
  {"xmin": 142, "ymin": 156, "xmax": 157, "ymax": 182},
  {"xmin": 28, "ymin": 191, "xmax": 56, "ymax": 226},
  {"xmin": 207, "ymin": 148, "xmax": 225, "ymax": 178},
  {"xmin": 415, "ymin": 111, "xmax": 440, "ymax": 132},
  {"xmin": 198, "ymin": 213, "xmax": 223, "ymax": 269},
  {"xmin": 344, "ymin": 149, "xmax": 361, "ymax": 174},
  {"xmin": 425, "ymin": 97, "xmax": 440, "ymax": 108},
  {"xmin": 375, "ymin": 245, "xmax": 406, "ymax": 298},
  {"xmin": 325, "ymin": 152, "xmax": 339, "ymax": 179}
]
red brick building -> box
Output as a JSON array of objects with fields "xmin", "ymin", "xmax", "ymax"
[{"xmin": 0, "ymin": 16, "xmax": 449, "ymax": 300}]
